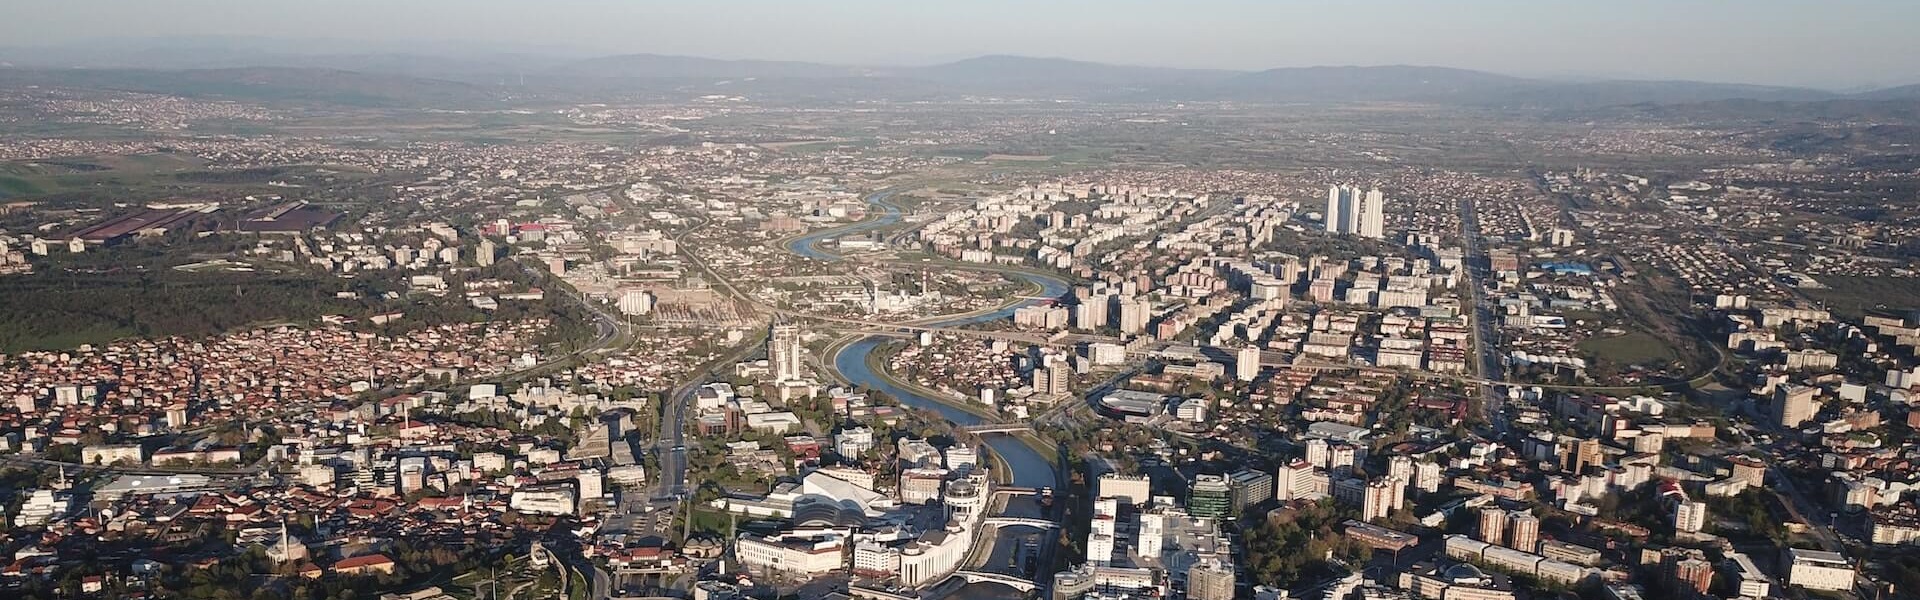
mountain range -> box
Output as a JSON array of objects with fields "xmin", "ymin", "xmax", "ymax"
[{"xmin": 3, "ymin": 40, "xmax": 1918, "ymax": 109}]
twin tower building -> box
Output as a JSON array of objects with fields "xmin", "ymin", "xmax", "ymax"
[{"xmin": 1325, "ymin": 185, "xmax": 1387, "ymax": 239}]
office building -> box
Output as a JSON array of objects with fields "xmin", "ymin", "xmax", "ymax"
[
  {"xmin": 1187, "ymin": 474, "xmax": 1233, "ymax": 520},
  {"xmin": 1728, "ymin": 552, "xmax": 1772, "ymax": 599},
  {"xmin": 736, "ymin": 532, "xmax": 847, "ymax": 577},
  {"xmin": 1275, "ymin": 459, "xmax": 1328, "ymax": 502}
]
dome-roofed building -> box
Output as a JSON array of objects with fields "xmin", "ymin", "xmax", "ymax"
[{"xmin": 791, "ymin": 495, "xmax": 869, "ymax": 530}]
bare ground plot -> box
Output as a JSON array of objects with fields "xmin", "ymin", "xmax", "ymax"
[{"xmin": 1578, "ymin": 331, "xmax": 1679, "ymax": 366}]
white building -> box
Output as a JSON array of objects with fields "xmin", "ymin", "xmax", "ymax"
[
  {"xmin": 15, "ymin": 489, "xmax": 71, "ymax": 527},
  {"xmin": 1098, "ymin": 474, "xmax": 1153, "ymax": 506},
  {"xmin": 618, "ymin": 289, "xmax": 654, "ymax": 316},
  {"xmin": 1673, "ymin": 500, "xmax": 1707, "ymax": 533},
  {"xmin": 1087, "ymin": 343, "xmax": 1128, "ymax": 366},
  {"xmin": 1728, "ymin": 551, "xmax": 1772, "ymax": 599},
  {"xmin": 852, "ymin": 541, "xmax": 901, "ymax": 577},
  {"xmin": 1325, "ymin": 185, "xmax": 1386, "ymax": 239},
  {"xmin": 833, "ymin": 427, "xmax": 876, "ymax": 458},
  {"xmin": 899, "ymin": 521, "xmax": 971, "ymax": 586},
  {"xmin": 736, "ymin": 531, "xmax": 846, "ymax": 577},
  {"xmin": 944, "ymin": 444, "xmax": 978, "ymax": 472},
  {"xmin": 509, "ymin": 485, "xmax": 578, "ymax": 516},
  {"xmin": 1174, "ymin": 397, "xmax": 1208, "ymax": 422},
  {"xmin": 770, "ymin": 322, "xmax": 804, "ymax": 383},
  {"xmin": 81, "ymin": 444, "xmax": 145, "ymax": 466},
  {"xmin": 1785, "ymin": 548, "xmax": 1855, "ymax": 592},
  {"xmin": 1089, "ymin": 496, "xmax": 1119, "ymax": 565},
  {"xmin": 1236, "ymin": 346, "xmax": 1262, "ymax": 381}
]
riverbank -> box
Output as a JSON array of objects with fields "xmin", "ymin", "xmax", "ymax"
[{"xmin": 849, "ymin": 338, "xmax": 1002, "ymax": 422}]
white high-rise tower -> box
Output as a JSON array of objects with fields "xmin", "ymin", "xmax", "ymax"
[
  {"xmin": 1324, "ymin": 185, "xmax": 1387, "ymax": 239},
  {"xmin": 1359, "ymin": 188, "xmax": 1385, "ymax": 238},
  {"xmin": 770, "ymin": 321, "xmax": 804, "ymax": 383}
]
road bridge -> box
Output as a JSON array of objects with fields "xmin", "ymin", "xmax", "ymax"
[
  {"xmin": 952, "ymin": 570, "xmax": 1040, "ymax": 593},
  {"xmin": 982, "ymin": 517, "xmax": 1060, "ymax": 530}
]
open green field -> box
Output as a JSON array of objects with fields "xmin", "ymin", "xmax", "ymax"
[
  {"xmin": 1805, "ymin": 276, "xmax": 1920, "ymax": 320},
  {"xmin": 0, "ymin": 269, "xmax": 362, "ymax": 352},
  {"xmin": 0, "ymin": 175, "xmax": 43, "ymax": 198},
  {"xmin": 1579, "ymin": 331, "xmax": 1679, "ymax": 366}
]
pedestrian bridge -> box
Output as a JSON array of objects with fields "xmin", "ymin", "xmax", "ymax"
[
  {"xmin": 953, "ymin": 570, "xmax": 1040, "ymax": 592},
  {"xmin": 982, "ymin": 516, "xmax": 1059, "ymax": 530}
]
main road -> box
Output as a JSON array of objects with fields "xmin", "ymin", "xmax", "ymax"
[{"xmin": 1460, "ymin": 197, "xmax": 1509, "ymax": 437}]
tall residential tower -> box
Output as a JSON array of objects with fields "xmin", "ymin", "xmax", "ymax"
[
  {"xmin": 1325, "ymin": 185, "xmax": 1386, "ymax": 239},
  {"xmin": 770, "ymin": 321, "xmax": 804, "ymax": 383}
]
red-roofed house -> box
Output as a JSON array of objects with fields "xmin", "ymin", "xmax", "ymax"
[{"xmin": 331, "ymin": 553, "xmax": 396, "ymax": 576}]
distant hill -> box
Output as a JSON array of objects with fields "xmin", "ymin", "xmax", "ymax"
[
  {"xmin": 1494, "ymin": 80, "xmax": 1840, "ymax": 108},
  {"xmin": 1208, "ymin": 65, "xmax": 1532, "ymax": 102},
  {"xmin": 0, "ymin": 67, "xmax": 507, "ymax": 108},
  {"xmin": 6, "ymin": 40, "xmax": 1917, "ymax": 110},
  {"xmin": 553, "ymin": 53, "xmax": 871, "ymax": 79},
  {"xmin": 1857, "ymin": 83, "xmax": 1920, "ymax": 101},
  {"xmin": 905, "ymin": 55, "xmax": 1240, "ymax": 89}
]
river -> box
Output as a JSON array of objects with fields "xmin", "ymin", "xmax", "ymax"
[
  {"xmin": 787, "ymin": 190, "xmax": 903, "ymax": 261},
  {"xmin": 795, "ymin": 189, "xmax": 1066, "ymax": 489}
]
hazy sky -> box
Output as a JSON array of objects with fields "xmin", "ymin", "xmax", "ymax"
[{"xmin": 5, "ymin": 0, "xmax": 1918, "ymax": 89}]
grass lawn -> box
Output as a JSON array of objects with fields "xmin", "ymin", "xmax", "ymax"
[
  {"xmin": 1804, "ymin": 275, "xmax": 1920, "ymax": 320},
  {"xmin": 1579, "ymin": 331, "xmax": 1679, "ymax": 365},
  {"xmin": 686, "ymin": 505, "xmax": 734, "ymax": 537}
]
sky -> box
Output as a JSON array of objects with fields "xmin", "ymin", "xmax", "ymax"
[{"xmin": 4, "ymin": 0, "xmax": 1918, "ymax": 89}]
